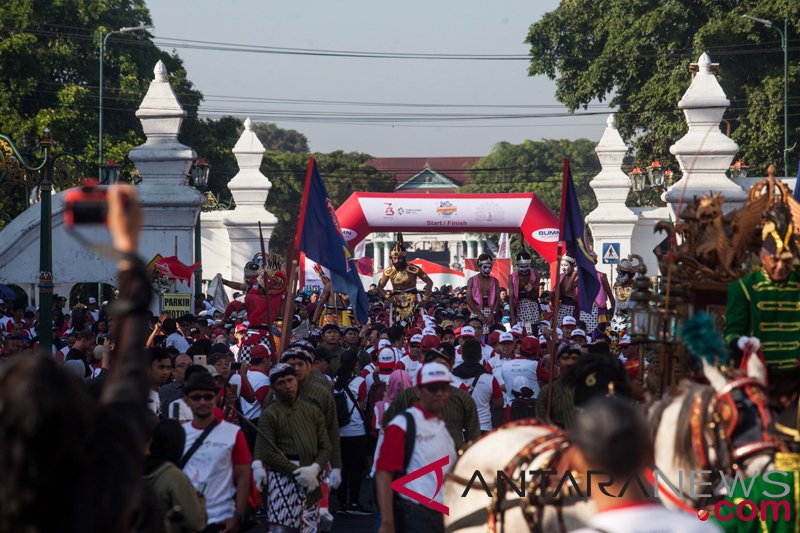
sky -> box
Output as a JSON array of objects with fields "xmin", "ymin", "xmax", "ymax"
[{"xmin": 147, "ymin": 0, "xmax": 610, "ymax": 157}]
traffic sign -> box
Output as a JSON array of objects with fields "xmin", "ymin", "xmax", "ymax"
[{"xmin": 602, "ymin": 242, "xmax": 621, "ymax": 264}]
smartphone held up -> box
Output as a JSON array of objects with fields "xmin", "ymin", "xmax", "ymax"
[{"xmin": 64, "ymin": 179, "xmax": 108, "ymax": 228}]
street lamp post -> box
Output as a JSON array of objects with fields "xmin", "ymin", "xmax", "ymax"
[
  {"xmin": 0, "ymin": 129, "xmax": 61, "ymax": 352},
  {"xmin": 99, "ymin": 25, "xmax": 151, "ymax": 179},
  {"xmin": 743, "ymin": 15, "xmax": 789, "ymax": 177},
  {"xmin": 191, "ymin": 159, "xmax": 210, "ymax": 305}
]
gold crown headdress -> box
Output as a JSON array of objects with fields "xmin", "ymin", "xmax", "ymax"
[{"xmin": 391, "ymin": 233, "xmax": 407, "ymax": 257}]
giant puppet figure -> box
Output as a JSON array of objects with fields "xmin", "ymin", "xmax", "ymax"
[
  {"xmin": 377, "ymin": 234, "xmax": 433, "ymax": 328},
  {"xmin": 466, "ymin": 253, "xmax": 502, "ymax": 334},
  {"xmin": 725, "ymin": 205, "xmax": 800, "ymax": 398},
  {"xmin": 508, "ymin": 251, "xmax": 540, "ymax": 330},
  {"xmin": 311, "ymin": 264, "xmax": 352, "ymax": 326}
]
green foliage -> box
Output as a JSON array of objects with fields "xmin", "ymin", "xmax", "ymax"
[
  {"xmin": 461, "ymin": 138, "xmax": 600, "ymax": 216},
  {"xmin": 526, "ymin": 0, "xmax": 800, "ymax": 175},
  {"xmin": 261, "ymin": 150, "xmax": 396, "ymax": 254}
]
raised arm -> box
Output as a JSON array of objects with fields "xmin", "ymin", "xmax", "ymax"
[{"xmin": 376, "ymin": 272, "xmax": 390, "ymax": 300}]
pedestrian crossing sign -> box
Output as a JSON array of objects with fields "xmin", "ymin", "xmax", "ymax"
[{"xmin": 602, "ymin": 242, "xmax": 621, "ymax": 264}]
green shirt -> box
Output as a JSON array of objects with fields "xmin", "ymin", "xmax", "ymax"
[
  {"xmin": 255, "ymin": 398, "xmax": 331, "ymax": 505},
  {"xmin": 725, "ymin": 269, "xmax": 800, "ymax": 370},
  {"xmin": 536, "ymin": 380, "xmax": 575, "ymax": 429},
  {"xmin": 382, "ymin": 385, "xmax": 480, "ymax": 449}
]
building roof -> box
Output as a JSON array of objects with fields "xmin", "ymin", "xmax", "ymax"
[{"xmin": 367, "ymin": 156, "xmax": 481, "ymax": 189}]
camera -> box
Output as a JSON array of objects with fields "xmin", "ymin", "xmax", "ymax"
[{"xmin": 64, "ymin": 179, "xmax": 108, "ymax": 228}]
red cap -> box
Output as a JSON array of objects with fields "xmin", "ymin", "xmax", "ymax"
[
  {"xmin": 520, "ymin": 337, "xmax": 540, "ymax": 357},
  {"xmin": 421, "ymin": 334, "xmax": 441, "ymax": 351},
  {"xmin": 250, "ymin": 344, "xmax": 270, "ymax": 360}
]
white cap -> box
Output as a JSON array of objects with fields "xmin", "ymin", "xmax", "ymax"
[
  {"xmin": 378, "ymin": 347, "xmax": 396, "ymax": 369},
  {"xmin": 88, "ymin": 297, "xmax": 97, "ymax": 304},
  {"xmin": 512, "ymin": 376, "xmax": 532, "ymax": 394},
  {"xmin": 539, "ymin": 320, "xmax": 551, "ymax": 328},
  {"xmin": 378, "ymin": 339, "xmax": 392, "ymax": 349},
  {"xmin": 619, "ymin": 335, "xmax": 632, "ymax": 346},
  {"xmin": 571, "ymin": 329, "xmax": 586, "ymax": 338},
  {"xmin": 422, "ymin": 327, "xmax": 438, "ymax": 336},
  {"xmin": 561, "ymin": 316, "xmax": 576, "ymax": 326},
  {"xmin": 410, "ymin": 334, "xmax": 423, "ymax": 344},
  {"xmin": 498, "ymin": 331, "xmax": 514, "ymax": 343},
  {"xmin": 556, "ymin": 327, "xmax": 564, "ymax": 339},
  {"xmin": 510, "ymin": 325, "xmax": 524, "ymax": 335},
  {"xmin": 416, "ymin": 362, "xmax": 452, "ymax": 386},
  {"xmin": 460, "ymin": 326, "xmax": 476, "ymax": 337}
]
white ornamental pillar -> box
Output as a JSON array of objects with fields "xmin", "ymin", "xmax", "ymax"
[
  {"xmin": 128, "ymin": 61, "xmax": 205, "ymax": 313},
  {"xmin": 373, "ymin": 241, "xmax": 382, "ymax": 272},
  {"xmin": 222, "ymin": 118, "xmax": 278, "ymax": 279},
  {"xmin": 664, "ymin": 53, "xmax": 745, "ymax": 213},
  {"xmin": 586, "ymin": 114, "xmax": 639, "ymax": 278},
  {"xmin": 383, "ymin": 241, "xmax": 390, "ymax": 269}
]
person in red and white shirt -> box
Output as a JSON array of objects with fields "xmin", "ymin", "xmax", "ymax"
[
  {"xmin": 451, "ymin": 339, "xmax": 503, "ymax": 432},
  {"xmin": 366, "ymin": 346, "xmax": 396, "ymax": 393},
  {"xmin": 376, "ymin": 362, "xmax": 457, "ymax": 533},
  {"xmin": 228, "ymin": 344, "xmax": 271, "ymax": 451},
  {"xmin": 486, "ymin": 331, "xmax": 515, "ymax": 387},
  {"xmin": 181, "ymin": 371, "xmax": 251, "ymax": 532},
  {"xmin": 501, "ymin": 336, "xmax": 540, "ymax": 405},
  {"xmin": 396, "ymin": 334, "xmax": 424, "ymax": 385},
  {"xmin": 454, "ymin": 325, "xmax": 493, "ymax": 367},
  {"xmin": 361, "ymin": 339, "xmax": 392, "ymax": 378}
]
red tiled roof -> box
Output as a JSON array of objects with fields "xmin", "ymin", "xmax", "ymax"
[{"xmin": 367, "ymin": 156, "xmax": 482, "ymax": 187}]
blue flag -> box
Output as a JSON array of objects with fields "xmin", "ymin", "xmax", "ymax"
[
  {"xmin": 299, "ymin": 158, "xmax": 369, "ymax": 323},
  {"xmin": 793, "ymin": 159, "xmax": 800, "ymax": 202},
  {"xmin": 561, "ymin": 160, "xmax": 600, "ymax": 314}
]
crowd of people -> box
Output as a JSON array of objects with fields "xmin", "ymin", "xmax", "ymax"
[{"xmin": 0, "ymin": 186, "xmax": 797, "ymax": 533}]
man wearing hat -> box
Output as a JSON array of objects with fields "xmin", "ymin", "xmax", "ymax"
[
  {"xmin": 725, "ymin": 205, "xmax": 800, "ymax": 398},
  {"xmin": 501, "ymin": 336, "xmax": 540, "ymax": 406},
  {"xmin": 383, "ymin": 345, "xmax": 480, "ymax": 450},
  {"xmin": 229, "ymin": 344, "xmax": 272, "ymax": 451},
  {"xmin": 536, "ymin": 341, "xmax": 580, "ymax": 428},
  {"xmin": 560, "ymin": 315, "xmax": 577, "ymax": 338},
  {"xmin": 263, "ymin": 347, "xmax": 343, "ymax": 492},
  {"xmin": 396, "ymin": 334, "xmax": 424, "ymax": 386},
  {"xmin": 376, "ymin": 234, "xmax": 433, "ymax": 328},
  {"xmin": 181, "ymin": 371, "xmax": 252, "ymax": 532},
  {"xmin": 255, "ymin": 363, "xmax": 331, "ymax": 533},
  {"xmin": 376, "ymin": 362, "xmax": 458, "ymax": 533}
]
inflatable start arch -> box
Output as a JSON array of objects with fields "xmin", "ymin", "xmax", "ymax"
[{"xmin": 335, "ymin": 192, "xmax": 560, "ymax": 263}]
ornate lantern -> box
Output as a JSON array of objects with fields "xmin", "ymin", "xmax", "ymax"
[
  {"xmin": 191, "ymin": 158, "xmax": 210, "ymax": 190},
  {"xmin": 647, "ymin": 160, "xmax": 665, "ymax": 188},
  {"xmin": 629, "ymin": 166, "xmax": 645, "ymax": 192}
]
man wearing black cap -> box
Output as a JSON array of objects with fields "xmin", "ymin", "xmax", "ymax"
[
  {"xmin": 256, "ymin": 363, "xmax": 331, "ymax": 533},
  {"xmin": 262, "ymin": 347, "xmax": 343, "ymax": 491},
  {"xmin": 181, "ymin": 371, "xmax": 252, "ymax": 532}
]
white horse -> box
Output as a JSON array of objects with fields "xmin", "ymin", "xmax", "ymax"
[
  {"xmin": 649, "ymin": 354, "xmax": 778, "ymax": 512},
  {"xmin": 444, "ymin": 421, "xmax": 595, "ymax": 533}
]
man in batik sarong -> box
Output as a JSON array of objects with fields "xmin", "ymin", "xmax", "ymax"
[
  {"xmin": 509, "ymin": 251, "xmax": 540, "ymax": 332},
  {"xmin": 558, "ymin": 255, "xmax": 578, "ymax": 323},
  {"xmin": 466, "ymin": 253, "xmax": 501, "ymax": 335}
]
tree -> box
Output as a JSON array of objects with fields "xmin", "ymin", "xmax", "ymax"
[
  {"xmin": 526, "ymin": 0, "xmax": 800, "ymax": 175},
  {"xmin": 261, "ymin": 150, "xmax": 395, "ymax": 254},
  {"xmin": 462, "ymin": 138, "xmax": 600, "ymax": 276}
]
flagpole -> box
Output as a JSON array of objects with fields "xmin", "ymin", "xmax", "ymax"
[
  {"xmin": 546, "ymin": 158, "xmax": 570, "ymax": 422},
  {"xmin": 280, "ymin": 157, "xmax": 317, "ymax": 351}
]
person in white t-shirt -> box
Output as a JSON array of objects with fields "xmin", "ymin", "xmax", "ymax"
[
  {"xmin": 396, "ymin": 334, "xmax": 424, "ymax": 385},
  {"xmin": 162, "ymin": 318, "xmax": 190, "ymax": 353},
  {"xmin": 228, "ymin": 345, "xmax": 271, "ymax": 451},
  {"xmin": 451, "ymin": 338, "xmax": 503, "ymax": 432},
  {"xmin": 333, "ymin": 351, "xmax": 370, "ymax": 515},
  {"xmin": 486, "ymin": 331, "xmax": 515, "ymax": 389},
  {"xmin": 500, "ymin": 336, "xmax": 540, "ymax": 405},
  {"xmin": 454, "ymin": 325, "xmax": 493, "ymax": 367},
  {"xmin": 570, "ymin": 397, "xmax": 721, "ymax": 533}
]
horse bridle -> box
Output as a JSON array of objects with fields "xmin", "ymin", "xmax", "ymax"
[{"xmin": 445, "ymin": 420, "xmax": 580, "ymax": 533}]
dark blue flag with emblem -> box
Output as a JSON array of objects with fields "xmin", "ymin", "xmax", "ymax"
[
  {"xmin": 560, "ymin": 158, "xmax": 600, "ymax": 313},
  {"xmin": 298, "ymin": 158, "xmax": 369, "ymax": 323},
  {"xmin": 793, "ymin": 158, "xmax": 800, "ymax": 202}
]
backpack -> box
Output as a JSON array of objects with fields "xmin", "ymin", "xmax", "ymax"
[
  {"xmin": 509, "ymin": 397, "xmax": 537, "ymax": 421},
  {"xmin": 365, "ymin": 371, "xmax": 388, "ymax": 432},
  {"xmin": 333, "ymin": 377, "xmax": 356, "ymax": 427}
]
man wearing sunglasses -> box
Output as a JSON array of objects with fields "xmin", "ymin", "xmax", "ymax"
[
  {"xmin": 181, "ymin": 371, "xmax": 252, "ymax": 533},
  {"xmin": 375, "ymin": 362, "xmax": 458, "ymax": 533}
]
